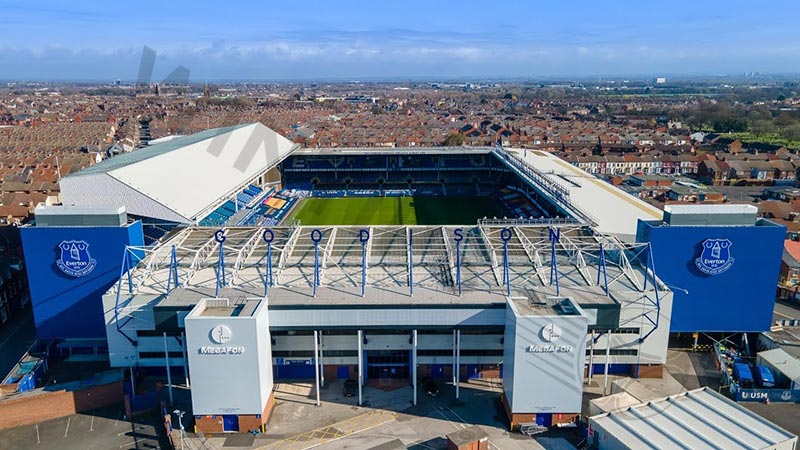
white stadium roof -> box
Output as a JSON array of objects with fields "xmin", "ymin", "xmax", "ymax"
[
  {"xmin": 511, "ymin": 149, "xmax": 663, "ymax": 240},
  {"xmin": 59, "ymin": 123, "xmax": 296, "ymax": 224}
]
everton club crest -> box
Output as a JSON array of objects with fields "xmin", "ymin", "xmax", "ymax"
[
  {"xmin": 56, "ymin": 241, "xmax": 97, "ymax": 277},
  {"xmin": 695, "ymin": 239, "xmax": 734, "ymax": 275}
]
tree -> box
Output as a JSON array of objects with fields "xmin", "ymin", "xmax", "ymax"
[
  {"xmin": 442, "ymin": 133, "xmax": 465, "ymax": 146},
  {"xmin": 712, "ymin": 117, "xmax": 747, "ymax": 133},
  {"xmin": 784, "ymin": 124, "xmax": 800, "ymax": 142},
  {"xmin": 775, "ymin": 113, "xmax": 798, "ymax": 131},
  {"xmin": 750, "ymin": 119, "xmax": 776, "ymax": 137}
]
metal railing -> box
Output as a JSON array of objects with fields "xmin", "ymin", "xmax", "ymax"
[
  {"xmin": 492, "ymin": 148, "xmax": 599, "ymax": 226},
  {"xmin": 478, "ymin": 217, "xmax": 583, "ymax": 227}
]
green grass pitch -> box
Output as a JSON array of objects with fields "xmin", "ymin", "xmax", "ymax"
[{"xmin": 287, "ymin": 196, "xmax": 503, "ymax": 226}]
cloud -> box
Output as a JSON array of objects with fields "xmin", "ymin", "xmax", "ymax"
[{"xmin": 2, "ymin": 32, "xmax": 800, "ymax": 80}]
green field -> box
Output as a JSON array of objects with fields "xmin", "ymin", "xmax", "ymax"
[{"xmin": 287, "ymin": 196, "xmax": 503, "ymax": 226}]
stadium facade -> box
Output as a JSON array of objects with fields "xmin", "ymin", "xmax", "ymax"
[{"xmin": 18, "ymin": 123, "xmax": 783, "ymax": 433}]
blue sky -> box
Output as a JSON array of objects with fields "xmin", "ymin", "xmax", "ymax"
[{"xmin": 0, "ymin": 0, "xmax": 798, "ymax": 81}]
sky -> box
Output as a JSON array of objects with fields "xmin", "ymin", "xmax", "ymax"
[{"xmin": 1, "ymin": 0, "xmax": 799, "ymax": 81}]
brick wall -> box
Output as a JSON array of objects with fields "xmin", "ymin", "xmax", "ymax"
[
  {"xmin": 635, "ymin": 364, "xmax": 664, "ymax": 378},
  {"xmin": 195, "ymin": 415, "xmax": 224, "ymax": 434},
  {"xmin": 0, "ymin": 380, "xmax": 123, "ymax": 430},
  {"xmin": 196, "ymin": 393, "xmax": 276, "ymax": 435}
]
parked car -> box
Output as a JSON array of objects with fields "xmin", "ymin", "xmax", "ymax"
[
  {"xmin": 343, "ymin": 379, "xmax": 358, "ymax": 397},
  {"xmin": 421, "ymin": 377, "xmax": 439, "ymax": 397},
  {"xmin": 733, "ymin": 362, "xmax": 754, "ymax": 388},
  {"xmin": 752, "ymin": 365, "xmax": 775, "ymax": 388}
]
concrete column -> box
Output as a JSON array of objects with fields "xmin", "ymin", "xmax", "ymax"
[
  {"xmin": 314, "ymin": 330, "xmax": 321, "ymax": 406},
  {"xmin": 452, "ymin": 331, "xmax": 457, "ymax": 386},
  {"xmin": 357, "ymin": 330, "xmax": 363, "ymax": 406},
  {"xmin": 319, "ymin": 331, "xmax": 325, "ymax": 388},
  {"xmin": 163, "ymin": 332, "xmax": 173, "ymax": 405},
  {"xmin": 587, "ymin": 330, "xmax": 594, "ymax": 385},
  {"xmin": 603, "ymin": 331, "xmax": 611, "ymax": 395},
  {"xmin": 412, "ymin": 330, "xmax": 418, "ymax": 406},
  {"xmin": 181, "ymin": 332, "xmax": 190, "ymax": 388},
  {"xmin": 455, "ymin": 330, "xmax": 461, "ymax": 401}
]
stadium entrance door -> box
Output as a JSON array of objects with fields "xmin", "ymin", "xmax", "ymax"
[{"xmin": 367, "ymin": 350, "xmax": 410, "ymax": 379}]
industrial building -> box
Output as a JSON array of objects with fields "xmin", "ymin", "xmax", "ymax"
[
  {"xmin": 588, "ymin": 388, "xmax": 797, "ymax": 450},
  {"xmin": 16, "ymin": 123, "xmax": 786, "ymax": 433}
]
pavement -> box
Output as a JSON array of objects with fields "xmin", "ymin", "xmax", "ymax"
[
  {"xmin": 774, "ymin": 300, "xmax": 800, "ymax": 323},
  {"xmin": 178, "ymin": 379, "xmax": 545, "ymax": 450},
  {"xmin": 665, "ymin": 349, "xmax": 720, "ymax": 391},
  {"xmin": 0, "ymin": 404, "xmax": 168, "ymax": 450}
]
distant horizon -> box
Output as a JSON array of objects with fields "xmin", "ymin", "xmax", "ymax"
[
  {"xmin": 3, "ymin": 72, "xmax": 800, "ymax": 85},
  {"xmin": 2, "ymin": 1, "xmax": 800, "ymax": 81}
]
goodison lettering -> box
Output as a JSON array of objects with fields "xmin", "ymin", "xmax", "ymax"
[{"xmin": 199, "ymin": 346, "xmax": 245, "ymax": 355}]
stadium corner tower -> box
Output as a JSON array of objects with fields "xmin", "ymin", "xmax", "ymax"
[{"xmin": 20, "ymin": 123, "xmax": 784, "ymax": 433}]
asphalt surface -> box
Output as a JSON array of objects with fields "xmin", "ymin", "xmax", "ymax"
[
  {"xmin": 773, "ymin": 300, "xmax": 800, "ymax": 323},
  {"xmin": 0, "ymin": 405, "xmax": 167, "ymax": 450}
]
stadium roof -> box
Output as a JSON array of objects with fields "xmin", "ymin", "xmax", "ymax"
[
  {"xmin": 589, "ymin": 388, "xmax": 797, "ymax": 450},
  {"xmin": 513, "ymin": 149, "xmax": 662, "ymax": 240},
  {"xmin": 59, "ymin": 123, "xmax": 297, "ymax": 224},
  {"xmin": 292, "ymin": 146, "xmax": 492, "ymax": 155},
  {"xmin": 75, "ymin": 125, "xmax": 248, "ymax": 175}
]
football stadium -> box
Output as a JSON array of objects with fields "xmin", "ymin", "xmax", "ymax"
[{"xmin": 19, "ymin": 122, "xmax": 786, "ymax": 433}]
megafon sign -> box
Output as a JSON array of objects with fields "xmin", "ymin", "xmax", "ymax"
[
  {"xmin": 526, "ymin": 323, "xmax": 574, "ymax": 353},
  {"xmin": 199, "ymin": 324, "xmax": 245, "ymax": 355}
]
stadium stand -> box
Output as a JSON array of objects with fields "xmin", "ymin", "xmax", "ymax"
[{"xmin": 276, "ymin": 153, "xmax": 557, "ymax": 221}]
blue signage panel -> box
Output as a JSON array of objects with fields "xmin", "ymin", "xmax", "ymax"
[
  {"xmin": 736, "ymin": 388, "xmax": 800, "ymax": 403},
  {"xmin": 637, "ymin": 219, "xmax": 785, "ymax": 332},
  {"xmin": 21, "ymin": 222, "xmax": 144, "ymax": 339}
]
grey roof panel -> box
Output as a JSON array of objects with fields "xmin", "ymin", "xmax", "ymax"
[{"xmin": 71, "ymin": 123, "xmax": 250, "ymax": 176}]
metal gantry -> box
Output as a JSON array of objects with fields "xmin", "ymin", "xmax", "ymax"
[
  {"xmin": 112, "ymin": 224, "xmax": 667, "ymax": 345},
  {"xmin": 117, "ymin": 225, "xmax": 665, "ymax": 295}
]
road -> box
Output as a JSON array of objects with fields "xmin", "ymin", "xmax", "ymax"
[
  {"xmin": 0, "ymin": 308, "xmax": 37, "ymax": 378},
  {"xmin": 773, "ymin": 300, "xmax": 800, "ymax": 323}
]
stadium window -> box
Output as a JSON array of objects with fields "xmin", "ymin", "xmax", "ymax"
[
  {"xmin": 318, "ymin": 350, "xmax": 358, "ymax": 357},
  {"xmin": 139, "ymin": 352, "xmax": 184, "ymax": 359},
  {"xmin": 461, "ymin": 349, "xmax": 504, "ymax": 357},
  {"xmin": 136, "ymin": 330, "xmax": 182, "ymax": 337},
  {"xmin": 458, "ymin": 329, "xmax": 505, "ymax": 335},
  {"xmin": 609, "ymin": 328, "xmax": 641, "ymax": 335},
  {"xmin": 417, "ymin": 350, "xmax": 452, "ymax": 357},
  {"xmin": 609, "ymin": 349, "xmax": 638, "ymax": 356},
  {"xmin": 271, "ymin": 330, "xmax": 313, "ymax": 336},
  {"xmin": 272, "ymin": 350, "xmax": 315, "ymax": 358},
  {"xmin": 587, "ymin": 349, "xmax": 638, "ymax": 356},
  {"xmin": 418, "ymin": 349, "xmax": 503, "ymax": 357}
]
